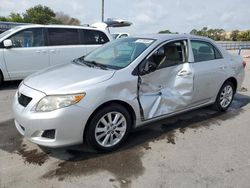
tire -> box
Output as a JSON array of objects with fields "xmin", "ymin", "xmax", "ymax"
[
  {"xmin": 213, "ymin": 81, "xmax": 235, "ymax": 111},
  {"xmin": 85, "ymin": 104, "xmax": 131, "ymax": 152},
  {"xmin": 0, "ymin": 71, "xmax": 3, "ymax": 86}
]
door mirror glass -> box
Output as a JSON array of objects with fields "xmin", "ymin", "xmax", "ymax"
[
  {"xmin": 3, "ymin": 39, "xmax": 13, "ymax": 48},
  {"xmin": 139, "ymin": 59, "xmax": 158, "ymax": 75}
]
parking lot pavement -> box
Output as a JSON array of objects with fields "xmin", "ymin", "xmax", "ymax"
[{"xmin": 1, "ymin": 57, "xmax": 250, "ymax": 188}]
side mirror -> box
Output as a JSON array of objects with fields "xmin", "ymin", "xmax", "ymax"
[
  {"xmin": 139, "ymin": 59, "xmax": 158, "ymax": 75},
  {"xmin": 3, "ymin": 39, "xmax": 13, "ymax": 48}
]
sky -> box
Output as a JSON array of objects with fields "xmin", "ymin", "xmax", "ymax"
[{"xmin": 0, "ymin": 0, "xmax": 250, "ymax": 34}]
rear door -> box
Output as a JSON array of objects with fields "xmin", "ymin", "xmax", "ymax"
[
  {"xmin": 138, "ymin": 39, "xmax": 194, "ymax": 120},
  {"xmin": 190, "ymin": 40, "xmax": 228, "ymax": 104},
  {"xmin": 3, "ymin": 28, "xmax": 49, "ymax": 79}
]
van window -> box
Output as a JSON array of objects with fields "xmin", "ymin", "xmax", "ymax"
[
  {"xmin": 82, "ymin": 30, "xmax": 109, "ymax": 45},
  {"xmin": 8, "ymin": 28, "xmax": 44, "ymax": 48},
  {"xmin": 48, "ymin": 28, "xmax": 80, "ymax": 46}
]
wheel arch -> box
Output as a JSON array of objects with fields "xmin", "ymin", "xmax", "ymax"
[
  {"xmin": 83, "ymin": 100, "xmax": 136, "ymax": 141},
  {"xmin": 0, "ymin": 69, "xmax": 4, "ymax": 83},
  {"xmin": 224, "ymin": 77, "xmax": 237, "ymax": 92}
]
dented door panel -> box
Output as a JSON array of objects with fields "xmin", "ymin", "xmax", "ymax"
[{"xmin": 139, "ymin": 62, "xmax": 194, "ymax": 120}]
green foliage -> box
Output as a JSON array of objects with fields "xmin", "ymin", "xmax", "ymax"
[
  {"xmin": 230, "ymin": 30, "xmax": 239, "ymax": 41},
  {"xmin": 0, "ymin": 16, "xmax": 8, "ymax": 21},
  {"xmin": 237, "ymin": 30, "xmax": 250, "ymax": 41},
  {"xmin": 23, "ymin": 5, "xmax": 62, "ymax": 24},
  {"xmin": 0, "ymin": 4, "xmax": 63, "ymax": 24},
  {"xmin": 190, "ymin": 27, "xmax": 225, "ymax": 41},
  {"xmin": 159, "ymin": 29, "xmax": 178, "ymax": 34},
  {"xmin": 9, "ymin": 13, "xmax": 23, "ymax": 22}
]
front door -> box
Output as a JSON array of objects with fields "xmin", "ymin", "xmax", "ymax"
[
  {"xmin": 138, "ymin": 40, "xmax": 194, "ymax": 120},
  {"xmin": 3, "ymin": 28, "xmax": 49, "ymax": 79}
]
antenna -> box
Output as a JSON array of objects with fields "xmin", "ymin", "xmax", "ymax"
[{"xmin": 102, "ymin": 0, "xmax": 104, "ymax": 22}]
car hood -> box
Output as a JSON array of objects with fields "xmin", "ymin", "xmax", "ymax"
[{"xmin": 24, "ymin": 63, "xmax": 115, "ymax": 95}]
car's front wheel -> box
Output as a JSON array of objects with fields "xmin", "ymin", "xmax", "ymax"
[
  {"xmin": 0, "ymin": 71, "xmax": 3, "ymax": 86},
  {"xmin": 213, "ymin": 81, "xmax": 235, "ymax": 111},
  {"xmin": 85, "ymin": 104, "xmax": 131, "ymax": 152}
]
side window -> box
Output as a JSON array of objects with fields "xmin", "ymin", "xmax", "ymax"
[
  {"xmin": 82, "ymin": 30, "xmax": 109, "ymax": 45},
  {"xmin": 9, "ymin": 28, "xmax": 44, "ymax": 48},
  {"xmin": 191, "ymin": 40, "xmax": 222, "ymax": 62},
  {"xmin": 148, "ymin": 40, "xmax": 187, "ymax": 70},
  {"xmin": 214, "ymin": 47, "xmax": 223, "ymax": 59},
  {"xmin": 48, "ymin": 28, "xmax": 80, "ymax": 46}
]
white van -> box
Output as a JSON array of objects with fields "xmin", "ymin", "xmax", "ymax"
[{"xmin": 0, "ymin": 25, "xmax": 112, "ymax": 84}]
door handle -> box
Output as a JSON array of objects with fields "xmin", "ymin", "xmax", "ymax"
[
  {"xmin": 177, "ymin": 70, "xmax": 192, "ymax": 76},
  {"xmin": 35, "ymin": 50, "xmax": 41, "ymax": 53},
  {"xmin": 50, "ymin": 49, "xmax": 56, "ymax": 53},
  {"xmin": 219, "ymin": 66, "xmax": 227, "ymax": 70}
]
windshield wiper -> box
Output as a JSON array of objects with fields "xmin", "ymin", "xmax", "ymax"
[
  {"xmin": 84, "ymin": 60, "xmax": 108, "ymax": 70},
  {"xmin": 73, "ymin": 57, "xmax": 109, "ymax": 70}
]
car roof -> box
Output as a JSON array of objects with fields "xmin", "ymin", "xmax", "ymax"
[
  {"xmin": 132, "ymin": 33, "xmax": 212, "ymax": 42},
  {"xmin": 13, "ymin": 24, "xmax": 106, "ymax": 31}
]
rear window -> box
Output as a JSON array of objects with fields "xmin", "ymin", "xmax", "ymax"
[
  {"xmin": 82, "ymin": 29, "xmax": 109, "ymax": 45},
  {"xmin": 48, "ymin": 28, "xmax": 80, "ymax": 46}
]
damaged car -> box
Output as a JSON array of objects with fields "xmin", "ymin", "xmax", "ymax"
[{"xmin": 13, "ymin": 34, "xmax": 245, "ymax": 152}]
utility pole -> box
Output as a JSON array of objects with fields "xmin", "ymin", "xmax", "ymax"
[{"xmin": 102, "ymin": 0, "xmax": 104, "ymax": 22}]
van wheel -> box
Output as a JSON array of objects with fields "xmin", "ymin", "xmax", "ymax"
[
  {"xmin": 85, "ymin": 104, "xmax": 131, "ymax": 152},
  {"xmin": 213, "ymin": 81, "xmax": 235, "ymax": 111}
]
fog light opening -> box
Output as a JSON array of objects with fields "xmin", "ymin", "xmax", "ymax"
[{"xmin": 41, "ymin": 129, "xmax": 56, "ymax": 139}]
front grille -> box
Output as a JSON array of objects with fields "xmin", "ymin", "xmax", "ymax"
[{"xmin": 18, "ymin": 93, "xmax": 32, "ymax": 107}]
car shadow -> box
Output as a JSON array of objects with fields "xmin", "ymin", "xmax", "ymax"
[
  {"xmin": 0, "ymin": 80, "xmax": 21, "ymax": 90},
  {"xmin": 40, "ymin": 93, "xmax": 250, "ymax": 161}
]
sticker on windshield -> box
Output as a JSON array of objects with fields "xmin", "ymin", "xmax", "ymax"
[{"xmin": 135, "ymin": 39, "xmax": 154, "ymax": 44}]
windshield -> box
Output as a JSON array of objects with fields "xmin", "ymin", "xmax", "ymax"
[
  {"xmin": 0, "ymin": 26, "xmax": 22, "ymax": 39},
  {"xmin": 82, "ymin": 37, "xmax": 154, "ymax": 70}
]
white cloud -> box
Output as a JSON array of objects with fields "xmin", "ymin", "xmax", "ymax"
[{"xmin": 135, "ymin": 14, "xmax": 154, "ymax": 24}]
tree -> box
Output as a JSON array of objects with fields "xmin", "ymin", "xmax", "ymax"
[
  {"xmin": 0, "ymin": 16, "xmax": 8, "ymax": 22},
  {"xmin": 0, "ymin": 5, "xmax": 63, "ymax": 24},
  {"xmin": 56, "ymin": 12, "xmax": 81, "ymax": 25},
  {"xmin": 190, "ymin": 27, "xmax": 226, "ymax": 41},
  {"xmin": 23, "ymin": 5, "xmax": 61, "ymax": 24},
  {"xmin": 190, "ymin": 29, "xmax": 198, "ymax": 35},
  {"xmin": 237, "ymin": 30, "xmax": 250, "ymax": 41},
  {"xmin": 230, "ymin": 30, "xmax": 239, "ymax": 41},
  {"xmin": 8, "ymin": 13, "xmax": 23, "ymax": 22},
  {"xmin": 158, "ymin": 29, "xmax": 178, "ymax": 34},
  {"xmin": 0, "ymin": 13, "xmax": 23, "ymax": 22}
]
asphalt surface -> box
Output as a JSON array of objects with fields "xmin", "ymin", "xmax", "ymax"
[{"xmin": 0, "ymin": 52, "xmax": 250, "ymax": 188}]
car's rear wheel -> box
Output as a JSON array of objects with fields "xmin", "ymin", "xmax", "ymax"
[
  {"xmin": 213, "ymin": 81, "xmax": 235, "ymax": 111},
  {"xmin": 85, "ymin": 104, "xmax": 131, "ymax": 152}
]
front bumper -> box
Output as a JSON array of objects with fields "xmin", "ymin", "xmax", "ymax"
[{"xmin": 12, "ymin": 84, "xmax": 91, "ymax": 148}]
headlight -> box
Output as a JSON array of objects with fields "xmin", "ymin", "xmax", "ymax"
[{"xmin": 35, "ymin": 93, "xmax": 85, "ymax": 112}]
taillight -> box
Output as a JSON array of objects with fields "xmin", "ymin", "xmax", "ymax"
[{"xmin": 242, "ymin": 61, "xmax": 246, "ymax": 69}]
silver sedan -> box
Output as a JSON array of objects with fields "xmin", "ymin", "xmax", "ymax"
[{"xmin": 12, "ymin": 34, "xmax": 245, "ymax": 152}]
